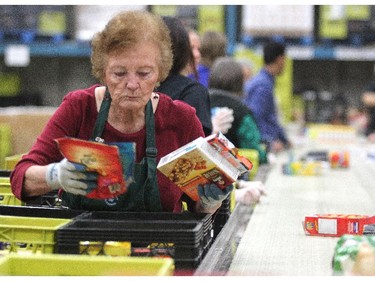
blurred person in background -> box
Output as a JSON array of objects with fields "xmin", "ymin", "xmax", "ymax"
[
  {"xmin": 10, "ymin": 10, "xmax": 233, "ymax": 214},
  {"xmin": 237, "ymin": 57, "xmax": 255, "ymax": 84},
  {"xmin": 209, "ymin": 56, "xmax": 267, "ymax": 205},
  {"xmin": 156, "ymin": 18, "xmax": 249, "ymax": 205},
  {"xmin": 157, "ymin": 17, "xmax": 234, "ymax": 137},
  {"xmin": 184, "ymin": 28, "xmax": 201, "ymax": 80},
  {"xmin": 361, "ymin": 65, "xmax": 375, "ymax": 142},
  {"xmin": 244, "ymin": 40, "xmax": 291, "ymax": 154},
  {"xmin": 195, "ymin": 30, "xmax": 227, "ymax": 88},
  {"xmin": 156, "ymin": 16, "xmax": 213, "ymax": 136}
]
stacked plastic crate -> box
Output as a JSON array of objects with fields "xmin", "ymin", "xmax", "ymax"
[
  {"xmin": 0, "ymin": 175, "xmax": 22, "ymax": 206},
  {"xmin": 212, "ymin": 196, "xmax": 231, "ymax": 239},
  {"xmin": 55, "ymin": 211, "xmax": 213, "ymax": 269},
  {"xmin": 0, "ymin": 206, "xmax": 174, "ymax": 275}
]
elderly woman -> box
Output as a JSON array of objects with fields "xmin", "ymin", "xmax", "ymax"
[{"xmin": 10, "ymin": 10, "xmax": 232, "ymax": 213}]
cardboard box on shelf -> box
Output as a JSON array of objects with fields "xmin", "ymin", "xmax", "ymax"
[{"xmin": 0, "ymin": 106, "xmax": 56, "ymax": 155}]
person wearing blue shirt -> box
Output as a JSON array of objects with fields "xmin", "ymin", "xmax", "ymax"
[
  {"xmin": 244, "ymin": 41, "xmax": 291, "ymax": 153},
  {"xmin": 188, "ymin": 30, "xmax": 227, "ymax": 88}
]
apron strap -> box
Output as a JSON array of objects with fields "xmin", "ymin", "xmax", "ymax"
[
  {"xmin": 90, "ymin": 88, "xmax": 111, "ymax": 143},
  {"xmin": 89, "ymin": 87, "xmax": 161, "ymax": 211},
  {"xmin": 143, "ymin": 101, "xmax": 162, "ymax": 211}
]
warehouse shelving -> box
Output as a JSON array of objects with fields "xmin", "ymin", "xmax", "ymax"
[{"xmin": 0, "ymin": 41, "xmax": 91, "ymax": 58}]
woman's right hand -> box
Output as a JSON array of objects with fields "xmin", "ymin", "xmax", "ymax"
[{"xmin": 45, "ymin": 158, "xmax": 98, "ymax": 196}]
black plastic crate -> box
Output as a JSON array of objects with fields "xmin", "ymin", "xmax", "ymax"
[
  {"xmin": 175, "ymin": 251, "xmax": 204, "ymax": 269},
  {"xmin": 0, "ymin": 205, "xmax": 86, "ymax": 219},
  {"xmin": 24, "ymin": 191, "xmax": 60, "ymax": 207},
  {"xmin": 79, "ymin": 211, "xmax": 213, "ymax": 249},
  {"xmin": 83, "ymin": 211, "xmax": 212, "ymax": 227},
  {"xmin": 56, "ymin": 219, "xmax": 204, "ymax": 245},
  {"xmin": 55, "ymin": 218, "xmax": 208, "ymax": 269},
  {"xmin": 213, "ymin": 212, "xmax": 231, "ymax": 239},
  {"xmin": 217, "ymin": 196, "xmax": 231, "ymax": 213},
  {"xmin": 57, "ymin": 240, "xmax": 204, "ymax": 261},
  {"xmin": 82, "ymin": 211, "xmax": 213, "ymax": 239},
  {"xmin": 0, "ymin": 170, "xmax": 11, "ymax": 177}
]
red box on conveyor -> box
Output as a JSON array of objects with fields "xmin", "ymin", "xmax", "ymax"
[{"xmin": 303, "ymin": 214, "xmax": 375, "ymax": 237}]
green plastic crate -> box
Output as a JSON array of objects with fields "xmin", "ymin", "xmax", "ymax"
[
  {"xmin": 0, "ymin": 215, "xmax": 71, "ymax": 254},
  {"xmin": 0, "ymin": 254, "xmax": 174, "ymax": 276}
]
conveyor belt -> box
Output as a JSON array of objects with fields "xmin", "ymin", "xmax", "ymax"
[{"xmin": 194, "ymin": 164, "xmax": 270, "ymax": 275}]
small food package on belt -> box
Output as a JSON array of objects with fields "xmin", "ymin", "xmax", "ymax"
[
  {"xmin": 329, "ymin": 151, "xmax": 350, "ymax": 168},
  {"xmin": 303, "ymin": 214, "xmax": 375, "ymax": 237},
  {"xmin": 302, "ymin": 150, "xmax": 329, "ymax": 162},
  {"xmin": 332, "ymin": 234, "xmax": 375, "ymax": 275},
  {"xmin": 282, "ymin": 161, "xmax": 322, "ymax": 176}
]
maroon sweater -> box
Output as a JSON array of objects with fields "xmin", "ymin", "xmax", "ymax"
[{"xmin": 10, "ymin": 84, "xmax": 204, "ymax": 212}]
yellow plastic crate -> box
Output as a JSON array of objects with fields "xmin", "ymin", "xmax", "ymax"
[
  {"xmin": 237, "ymin": 148, "xmax": 259, "ymax": 180},
  {"xmin": 0, "ymin": 178, "xmax": 23, "ymax": 206},
  {"xmin": 0, "ymin": 254, "xmax": 174, "ymax": 276},
  {"xmin": 0, "ymin": 177, "xmax": 10, "ymax": 185},
  {"xmin": 0, "ymin": 123, "xmax": 12, "ymax": 169},
  {"xmin": 0, "ymin": 72, "xmax": 21, "ymax": 97},
  {"xmin": 4, "ymin": 154, "xmax": 23, "ymax": 170},
  {"xmin": 0, "ymin": 216, "xmax": 71, "ymax": 254},
  {"xmin": 0, "ymin": 193, "xmax": 23, "ymax": 206}
]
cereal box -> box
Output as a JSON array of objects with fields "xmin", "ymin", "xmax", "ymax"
[
  {"xmin": 205, "ymin": 132, "xmax": 253, "ymax": 175},
  {"xmin": 303, "ymin": 214, "xmax": 375, "ymax": 237},
  {"xmin": 157, "ymin": 136, "xmax": 241, "ymax": 201},
  {"xmin": 56, "ymin": 137, "xmax": 134, "ymax": 199}
]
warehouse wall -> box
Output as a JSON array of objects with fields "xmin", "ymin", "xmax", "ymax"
[
  {"xmin": 293, "ymin": 60, "xmax": 374, "ymax": 107},
  {"xmin": 17, "ymin": 57, "xmax": 96, "ymax": 106}
]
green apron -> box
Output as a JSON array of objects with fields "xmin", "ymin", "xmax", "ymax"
[{"xmin": 62, "ymin": 89, "xmax": 162, "ymax": 212}]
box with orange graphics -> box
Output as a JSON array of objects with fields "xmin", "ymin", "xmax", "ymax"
[
  {"xmin": 56, "ymin": 137, "xmax": 135, "ymax": 200},
  {"xmin": 157, "ymin": 136, "xmax": 241, "ymax": 201},
  {"xmin": 205, "ymin": 132, "xmax": 253, "ymax": 175},
  {"xmin": 303, "ymin": 214, "xmax": 375, "ymax": 237}
]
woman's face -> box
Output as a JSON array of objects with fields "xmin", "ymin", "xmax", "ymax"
[{"xmin": 104, "ymin": 42, "xmax": 160, "ymax": 112}]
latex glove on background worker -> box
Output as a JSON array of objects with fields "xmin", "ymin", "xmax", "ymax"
[
  {"xmin": 235, "ymin": 180, "xmax": 266, "ymax": 205},
  {"xmin": 211, "ymin": 107, "xmax": 234, "ymax": 134}
]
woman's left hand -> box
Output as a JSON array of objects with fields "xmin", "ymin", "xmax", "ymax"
[{"xmin": 197, "ymin": 183, "xmax": 233, "ymax": 213}]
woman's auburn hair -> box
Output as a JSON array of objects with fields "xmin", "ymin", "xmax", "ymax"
[{"xmin": 91, "ymin": 10, "xmax": 173, "ymax": 84}]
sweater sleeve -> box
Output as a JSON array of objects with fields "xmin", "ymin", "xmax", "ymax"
[{"xmin": 10, "ymin": 89, "xmax": 97, "ymax": 200}]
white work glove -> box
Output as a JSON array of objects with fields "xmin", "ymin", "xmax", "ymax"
[
  {"xmin": 45, "ymin": 158, "xmax": 98, "ymax": 196},
  {"xmin": 211, "ymin": 107, "xmax": 234, "ymax": 134},
  {"xmin": 235, "ymin": 180, "xmax": 266, "ymax": 205},
  {"xmin": 198, "ymin": 183, "xmax": 234, "ymax": 211}
]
